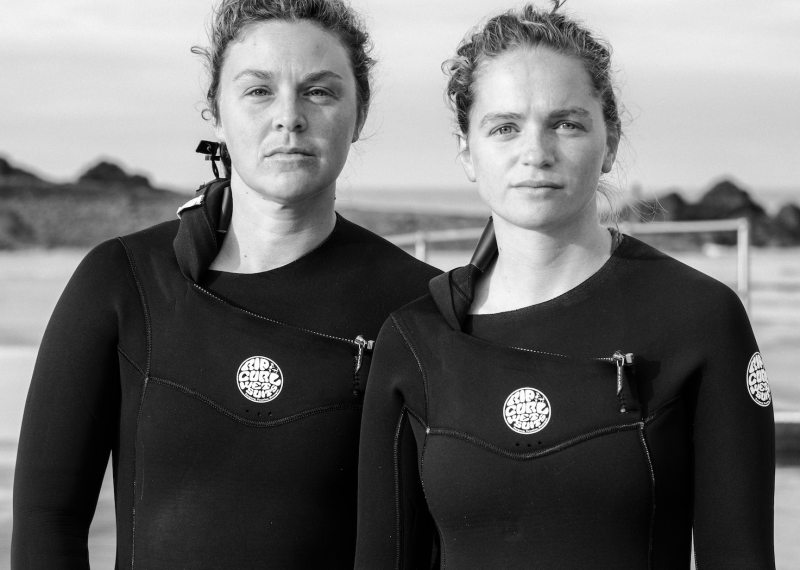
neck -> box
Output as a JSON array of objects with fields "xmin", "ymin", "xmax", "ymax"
[
  {"xmin": 470, "ymin": 206, "xmax": 612, "ymax": 314},
  {"xmin": 210, "ymin": 178, "xmax": 337, "ymax": 274}
]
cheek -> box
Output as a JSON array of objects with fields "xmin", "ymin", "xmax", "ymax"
[
  {"xmin": 566, "ymin": 142, "xmax": 606, "ymax": 184},
  {"xmin": 216, "ymin": 100, "xmax": 259, "ymax": 146},
  {"xmin": 472, "ymin": 146, "xmax": 509, "ymax": 187},
  {"xmin": 316, "ymin": 109, "xmax": 358, "ymax": 159}
]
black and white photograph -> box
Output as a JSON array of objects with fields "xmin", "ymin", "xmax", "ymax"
[{"xmin": 1, "ymin": 0, "xmax": 798, "ymax": 568}]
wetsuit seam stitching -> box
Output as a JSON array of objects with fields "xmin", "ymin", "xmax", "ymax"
[
  {"xmin": 419, "ymin": 427, "xmax": 447, "ymax": 569},
  {"xmin": 148, "ymin": 375, "xmax": 362, "ymax": 426},
  {"xmin": 116, "ymin": 236, "xmax": 152, "ymax": 570},
  {"xmin": 192, "ymin": 284, "xmax": 362, "ymax": 347},
  {"xmin": 428, "ymin": 422, "xmax": 643, "ymax": 460},
  {"xmin": 393, "ymin": 407, "xmax": 408, "ymax": 570},
  {"xmin": 638, "ymin": 426, "xmax": 656, "ymax": 570},
  {"xmin": 200, "ymin": 201, "xmax": 218, "ymax": 249},
  {"xmin": 405, "ymin": 406, "xmax": 428, "ymax": 429},
  {"xmin": 390, "ymin": 314, "xmax": 430, "ymax": 421},
  {"xmin": 116, "ymin": 237, "xmax": 152, "ymax": 376},
  {"xmin": 451, "ymin": 280, "xmax": 470, "ymax": 303},
  {"xmin": 117, "ymin": 347, "xmax": 144, "ymax": 376},
  {"xmin": 644, "ymin": 395, "xmax": 683, "ymax": 424}
]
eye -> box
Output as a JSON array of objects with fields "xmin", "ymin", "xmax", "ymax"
[
  {"xmin": 556, "ymin": 121, "xmax": 581, "ymax": 131},
  {"xmin": 491, "ymin": 124, "xmax": 517, "ymax": 136},
  {"xmin": 246, "ymin": 87, "xmax": 271, "ymax": 97},
  {"xmin": 306, "ymin": 88, "xmax": 334, "ymax": 99}
]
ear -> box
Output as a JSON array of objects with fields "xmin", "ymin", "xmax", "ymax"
[
  {"xmin": 352, "ymin": 110, "xmax": 366, "ymax": 143},
  {"xmin": 213, "ymin": 119, "xmax": 226, "ymax": 145},
  {"xmin": 457, "ymin": 133, "xmax": 477, "ymax": 183},
  {"xmin": 601, "ymin": 129, "xmax": 620, "ymax": 174}
]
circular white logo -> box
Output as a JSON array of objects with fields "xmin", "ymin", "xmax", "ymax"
[
  {"xmin": 503, "ymin": 387, "xmax": 551, "ymax": 434},
  {"xmin": 746, "ymin": 352, "xmax": 771, "ymax": 407},
  {"xmin": 237, "ymin": 356, "xmax": 283, "ymax": 403}
]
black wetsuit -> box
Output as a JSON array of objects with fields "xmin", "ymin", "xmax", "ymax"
[
  {"xmin": 355, "ymin": 234, "xmax": 775, "ymax": 569},
  {"xmin": 11, "ymin": 180, "xmax": 441, "ymax": 569}
]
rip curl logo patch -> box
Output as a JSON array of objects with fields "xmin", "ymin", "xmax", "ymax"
[
  {"xmin": 503, "ymin": 387, "xmax": 551, "ymax": 434},
  {"xmin": 237, "ymin": 356, "xmax": 283, "ymax": 403},
  {"xmin": 746, "ymin": 352, "xmax": 771, "ymax": 407}
]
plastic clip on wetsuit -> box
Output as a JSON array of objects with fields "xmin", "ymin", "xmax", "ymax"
[
  {"xmin": 12, "ymin": 178, "xmax": 441, "ymax": 569},
  {"xmin": 355, "ymin": 220, "xmax": 775, "ymax": 570}
]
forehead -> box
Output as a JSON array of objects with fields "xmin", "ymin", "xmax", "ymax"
[
  {"xmin": 471, "ymin": 47, "xmax": 599, "ymax": 114},
  {"xmin": 223, "ymin": 19, "xmax": 353, "ymax": 79}
]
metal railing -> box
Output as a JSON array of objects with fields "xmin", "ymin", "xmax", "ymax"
[
  {"xmin": 386, "ymin": 218, "xmax": 752, "ymax": 311},
  {"xmin": 620, "ymin": 218, "xmax": 751, "ymax": 311},
  {"xmin": 386, "ymin": 227, "xmax": 487, "ymax": 262}
]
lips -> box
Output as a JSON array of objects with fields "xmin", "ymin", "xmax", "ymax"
[
  {"xmin": 265, "ymin": 146, "xmax": 315, "ymax": 158},
  {"xmin": 513, "ymin": 180, "xmax": 564, "ymax": 189}
]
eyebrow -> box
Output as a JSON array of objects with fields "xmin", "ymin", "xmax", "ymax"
[
  {"xmin": 232, "ymin": 69, "xmax": 344, "ymax": 83},
  {"xmin": 478, "ymin": 107, "xmax": 592, "ymax": 128},
  {"xmin": 548, "ymin": 107, "xmax": 591, "ymax": 120},
  {"xmin": 479, "ymin": 112, "xmax": 524, "ymax": 128}
]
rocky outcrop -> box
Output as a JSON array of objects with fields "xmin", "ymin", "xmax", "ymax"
[
  {"xmin": 774, "ymin": 204, "xmax": 800, "ymax": 245},
  {"xmin": 630, "ymin": 179, "xmax": 800, "ymax": 246},
  {"xmin": 78, "ymin": 161, "xmax": 151, "ymax": 188},
  {"xmin": 0, "ymin": 208, "xmax": 36, "ymax": 248},
  {"xmin": 0, "ymin": 156, "xmax": 185, "ymax": 249}
]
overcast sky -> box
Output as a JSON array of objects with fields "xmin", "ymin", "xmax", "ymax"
[{"xmin": 1, "ymin": 0, "xmax": 798, "ymax": 199}]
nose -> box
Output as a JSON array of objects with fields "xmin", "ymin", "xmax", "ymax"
[
  {"xmin": 272, "ymin": 93, "xmax": 307, "ymax": 133},
  {"xmin": 520, "ymin": 128, "xmax": 555, "ymax": 168}
]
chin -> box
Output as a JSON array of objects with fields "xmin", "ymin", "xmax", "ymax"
[
  {"xmin": 242, "ymin": 173, "xmax": 336, "ymax": 205},
  {"xmin": 494, "ymin": 206, "xmax": 573, "ymax": 232}
]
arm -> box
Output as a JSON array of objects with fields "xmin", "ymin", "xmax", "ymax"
[
  {"xmin": 691, "ymin": 287, "xmax": 775, "ymax": 569},
  {"xmin": 11, "ymin": 240, "xmax": 135, "ymax": 569},
  {"xmin": 355, "ymin": 316, "xmax": 438, "ymax": 570}
]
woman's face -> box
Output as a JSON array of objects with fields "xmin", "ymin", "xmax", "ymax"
[
  {"xmin": 214, "ymin": 20, "xmax": 360, "ymax": 205},
  {"xmin": 459, "ymin": 47, "xmax": 617, "ymax": 231}
]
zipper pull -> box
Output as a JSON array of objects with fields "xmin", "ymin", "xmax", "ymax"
[
  {"xmin": 613, "ymin": 351, "xmax": 635, "ymax": 412},
  {"xmin": 354, "ymin": 335, "xmax": 375, "ymax": 375}
]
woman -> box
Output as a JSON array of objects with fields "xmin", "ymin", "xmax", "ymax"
[
  {"xmin": 11, "ymin": 1, "xmax": 439, "ymax": 568},
  {"xmin": 355, "ymin": 3, "xmax": 775, "ymax": 568}
]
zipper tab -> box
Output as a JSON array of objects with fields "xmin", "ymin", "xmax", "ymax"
[
  {"xmin": 354, "ymin": 335, "xmax": 375, "ymax": 375},
  {"xmin": 613, "ymin": 351, "xmax": 635, "ymax": 412}
]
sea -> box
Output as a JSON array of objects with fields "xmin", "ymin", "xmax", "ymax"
[{"xmin": 334, "ymin": 186, "xmax": 800, "ymax": 216}]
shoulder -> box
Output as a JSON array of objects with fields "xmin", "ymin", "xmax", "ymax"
[
  {"xmin": 55, "ymin": 236, "xmax": 144, "ymax": 320},
  {"xmin": 334, "ymin": 213, "xmax": 442, "ymax": 289},
  {"xmin": 615, "ymin": 234, "xmax": 749, "ymax": 327},
  {"xmin": 336, "ymin": 215, "xmax": 440, "ymax": 270},
  {"xmin": 73, "ymin": 237, "xmax": 135, "ymax": 286},
  {"xmin": 386, "ymin": 292, "xmax": 450, "ymax": 348},
  {"xmin": 116, "ymin": 219, "xmax": 180, "ymax": 256},
  {"xmin": 617, "ymin": 235, "xmax": 741, "ymax": 298}
]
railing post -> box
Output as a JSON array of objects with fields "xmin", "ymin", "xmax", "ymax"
[
  {"xmin": 737, "ymin": 217, "xmax": 751, "ymax": 313},
  {"xmin": 414, "ymin": 231, "xmax": 428, "ymax": 262}
]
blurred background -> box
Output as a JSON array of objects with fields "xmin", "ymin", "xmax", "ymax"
[{"xmin": 1, "ymin": 0, "xmax": 798, "ymax": 567}]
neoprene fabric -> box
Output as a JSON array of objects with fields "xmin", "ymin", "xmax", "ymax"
[
  {"xmin": 355, "ymin": 234, "xmax": 775, "ymax": 570},
  {"xmin": 11, "ymin": 181, "xmax": 441, "ymax": 569}
]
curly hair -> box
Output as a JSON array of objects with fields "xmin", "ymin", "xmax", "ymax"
[
  {"xmin": 443, "ymin": 1, "xmax": 620, "ymax": 147},
  {"xmin": 192, "ymin": 0, "xmax": 375, "ymax": 128}
]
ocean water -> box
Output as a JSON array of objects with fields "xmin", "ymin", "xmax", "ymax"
[
  {"xmin": 336, "ymin": 186, "xmax": 800, "ymax": 216},
  {"xmin": 336, "ymin": 187, "xmax": 490, "ymax": 216}
]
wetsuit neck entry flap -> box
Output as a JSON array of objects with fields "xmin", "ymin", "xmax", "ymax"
[
  {"xmin": 173, "ymin": 178, "xmax": 231, "ymax": 283},
  {"xmin": 469, "ymin": 217, "xmax": 497, "ymax": 272},
  {"xmin": 430, "ymin": 217, "xmax": 496, "ymax": 331}
]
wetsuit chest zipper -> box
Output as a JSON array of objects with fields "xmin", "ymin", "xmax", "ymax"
[
  {"xmin": 192, "ymin": 283, "xmax": 375, "ymax": 381},
  {"xmin": 354, "ymin": 335, "xmax": 375, "ymax": 375},
  {"xmin": 508, "ymin": 345, "xmax": 635, "ymax": 413}
]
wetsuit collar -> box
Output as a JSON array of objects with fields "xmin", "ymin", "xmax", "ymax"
[
  {"xmin": 429, "ymin": 264, "xmax": 484, "ymax": 331},
  {"xmin": 428, "ymin": 219, "xmax": 622, "ymax": 331},
  {"xmin": 173, "ymin": 178, "xmax": 232, "ymax": 283},
  {"xmin": 429, "ymin": 217, "xmax": 497, "ymax": 331}
]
